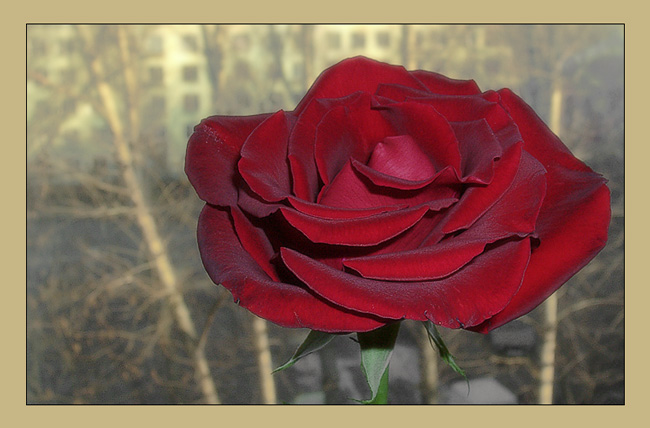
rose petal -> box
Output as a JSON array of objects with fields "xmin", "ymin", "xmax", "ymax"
[
  {"xmin": 342, "ymin": 235, "xmax": 489, "ymax": 281},
  {"xmin": 429, "ymin": 149, "xmax": 546, "ymax": 247},
  {"xmin": 366, "ymin": 135, "xmax": 438, "ymax": 182},
  {"xmin": 468, "ymin": 90, "xmax": 611, "ymax": 333},
  {"xmin": 286, "ymin": 195, "xmax": 403, "ymax": 219},
  {"xmin": 198, "ymin": 204, "xmax": 388, "ymax": 332},
  {"xmin": 280, "ymin": 205, "xmax": 429, "ymax": 246},
  {"xmin": 288, "ymin": 92, "xmax": 367, "ymax": 201},
  {"xmin": 281, "ymin": 238, "xmax": 532, "ymax": 328},
  {"xmin": 343, "ymin": 147, "xmax": 546, "ymax": 280},
  {"xmin": 238, "ymin": 110, "xmax": 294, "ymax": 202},
  {"xmin": 375, "ymin": 83, "xmax": 433, "ymax": 102},
  {"xmin": 294, "ymin": 56, "xmax": 428, "ymax": 114},
  {"xmin": 314, "ymin": 105, "xmax": 366, "ymax": 186},
  {"xmin": 406, "ymin": 91, "xmax": 521, "ymax": 150},
  {"xmin": 230, "ymin": 205, "xmax": 279, "ymax": 281},
  {"xmin": 314, "ymin": 94, "xmax": 394, "ymax": 185},
  {"xmin": 185, "ymin": 113, "xmax": 271, "ymax": 206},
  {"xmin": 497, "ymin": 88, "xmax": 595, "ymax": 173},
  {"xmin": 469, "ymin": 169, "xmax": 610, "ymax": 333},
  {"xmin": 430, "ymin": 142, "xmax": 522, "ymax": 237},
  {"xmin": 319, "ymin": 160, "xmax": 459, "ymax": 211},
  {"xmin": 350, "ymin": 158, "xmax": 440, "ymax": 190},
  {"xmin": 451, "ymin": 119, "xmax": 503, "ymax": 184},
  {"xmin": 371, "ymin": 211, "xmax": 448, "ymax": 255},
  {"xmin": 377, "ymin": 101, "xmax": 462, "ymax": 174},
  {"xmin": 434, "ymin": 143, "xmax": 546, "ymax": 241},
  {"xmin": 462, "ymin": 149, "xmax": 547, "ymax": 239},
  {"xmin": 237, "ymin": 184, "xmax": 284, "ymax": 218}
]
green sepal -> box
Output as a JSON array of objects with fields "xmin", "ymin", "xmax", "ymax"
[
  {"xmin": 422, "ymin": 321, "xmax": 469, "ymax": 390},
  {"xmin": 355, "ymin": 367, "xmax": 390, "ymax": 405},
  {"xmin": 272, "ymin": 329, "xmax": 336, "ymax": 374},
  {"xmin": 357, "ymin": 322, "xmax": 401, "ymax": 404}
]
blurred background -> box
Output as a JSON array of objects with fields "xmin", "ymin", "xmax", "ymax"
[{"xmin": 26, "ymin": 24, "xmax": 624, "ymax": 404}]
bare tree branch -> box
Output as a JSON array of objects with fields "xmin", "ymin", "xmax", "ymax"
[{"xmin": 76, "ymin": 25, "xmax": 221, "ymax": 404}]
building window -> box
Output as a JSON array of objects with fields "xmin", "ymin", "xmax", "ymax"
[
  {"xmin": 62, "ymin": 98, "xmax": 77, "ymax": 115},
  {"xmin": 269, "ymin": 91, "xmax": 285, "ymax": 107},
  {"xmin": 326, "ymin": 32, "xmax": 341, "ymax": 49},
  {"xmin": 144, "ymin": 125, "xmax": 167, "ymax": 141},
  {"xmin": 149, "ymin": 66, "xmax": 164, "ymax": 86},
  {"xmin": 485, "ymin": 58, "xmax": 501, "ymax": 75},
  {"xmin": 30, "ymin": 38, "xmax": 47, "ymax": 56},
  {"xmin": 63, "ymin": 129, "xmax": 80, "ymax": 145},
  {"xmin": 182, "ymin": 35, "xmax": 199, "ymax": 52},
  {"xmin": 149, "ymin": 95, "xmax": 166, "ymax": 116},
  {"xmin": 233, "ymin": 60, "xmax": 252, "ymax": 79},
  {"xmin": 351, "ymin": 32, "xmax": 366, "ymax": 48},
  {"xmin": 182, "ymin": 65, "xmax": 198, "ymax": 82},
  {"xmin": 235, "ymin": 88, "xmax": 251, "ymax": 109},
  {"xmin": 292, "ymin": 62, "xmax": 303, "ymax": 81},
  {"xmin": 60, "ymin": 68, "xmax": 76, "ymax": 85},
  {"xmin": 60, "ymin": 38, "xmax": 76, "ymax": 55},
  {"xmin": 376, "ymin": 31, "xmax": 390, "ymax": 48},
  {"xmin": 233, "ymin": 34, "xmax": 251, "ymax": 51},
  {"xmin": 34, "ymin": 68, "xmax": 48, "ymax": 80},
  {"xmin": 147, "ymin": 35, "xmax": 164, "ymax": 56},
  {"xmin": 183, "ymin": 94, "xmax": 199, "ymax": 113}
]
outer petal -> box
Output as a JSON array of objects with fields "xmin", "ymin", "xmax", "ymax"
[
  {"xmin": 470, "ymin": 169, "xmax": 610, "ymax": 333},
  {"xmin": 469, "ymin": 90, "xmax": 611, "ymax": 333},
  {"xmin": 185, "ymin": 113, "xmax": 271, "ymax": 206},
  {"xmin": 404, "ymin": 91, "xmax": 522, "ymax": 151},
  {"xmin": 374, "ymin": 83, "xmax": 433, "ymax": 102},
  {"xmin": 294, "ymin": 56, "xmax": 428, "ymax": 114},
  {"xmin": 230, "ymin": 205, "xmax": 279, "ymax": 281},
  {"xmin": 497, "ymin": 88, "xmax": 596, "ymax": 172},
  {"xmin": 197, "ymin": 204, "xmax": 388, "ymax": 333},
  {"xmin": 281, "ymin": 238, "xmax": 532, "ymax": 329}
]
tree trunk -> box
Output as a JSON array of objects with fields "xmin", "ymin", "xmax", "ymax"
[
  {"xmin": 200, "ymin": 25, "xmax": 225, "ymax": 110},
  {"xmin": 401, "ymin": 25, "xmax": 418, "ymax": 70},
  {"xmin": 77, "ymin": 25, "xmax": 220, "ymax": 404},
  {"xmin": 301, "ymin": 25, "xmax": 315, "ymax": 89},
  {"xmin": 418, "ymin": 328, "xmax": 439, "ymax": 404},
  {"xmin": 251, "ymin": 315, "xmax": 277, "ymax": 404}
]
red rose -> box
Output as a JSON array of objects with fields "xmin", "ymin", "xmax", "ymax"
[{"xmin": 186, "ymin": 56, "xmax": 610, "ymax": 334}]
